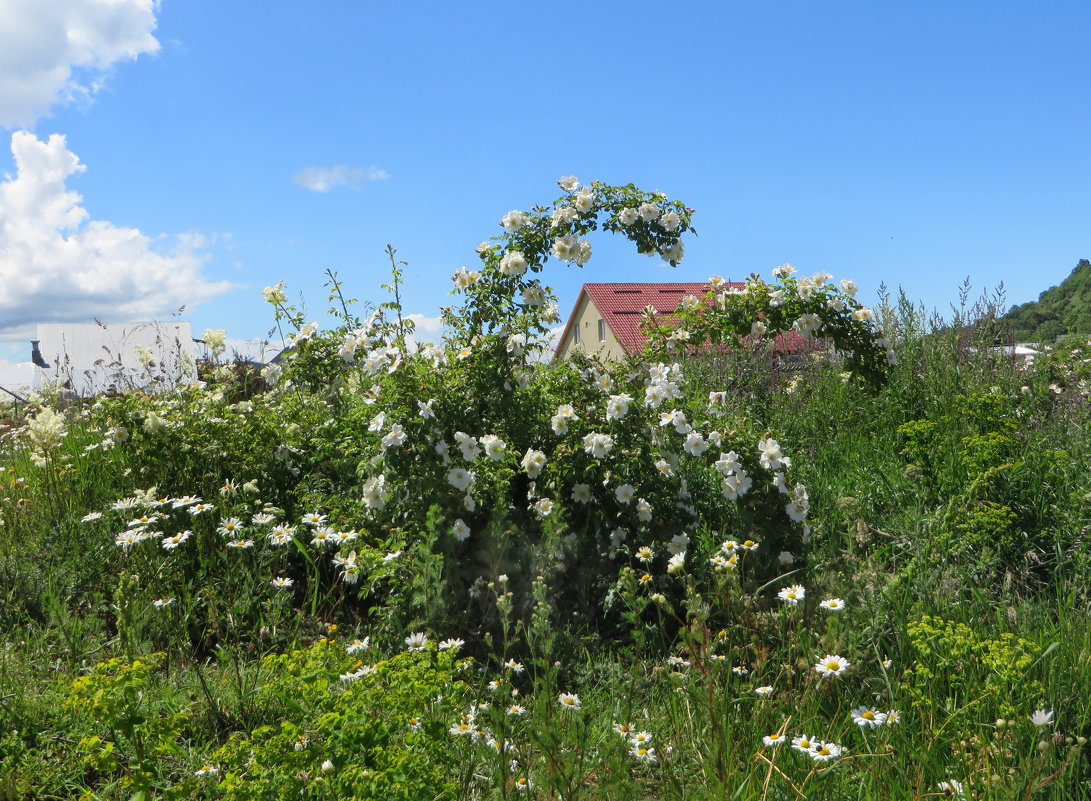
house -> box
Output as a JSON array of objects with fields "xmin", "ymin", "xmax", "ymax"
[
  {"xmin": 15, "ymin": 321, "xmax": 197, "ymax": 397},
  {"xmin": 553, "ymin": 282, "xmax": 825, "ymax": 362},
  {"xmin": 554, "ymin": 282, "xmax": 730, "ymax": 361}
]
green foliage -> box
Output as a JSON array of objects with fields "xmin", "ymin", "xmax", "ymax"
[
  {"xmin": 896, "ymin": 388, "xmax": 1078, "ymax": 570},
  {"xmin": 902, "ymin": 615, "xmax": 1042, "ymax": 718},
  {"xmin": 208, "ymin": 639, "xmax": 468, "ymax": 801},
  {"xmin": 1003, "ymin": 259, "xmax": 1091, "ymax": 342},
  {"xmin": 66, "ymin": 653, "xmax": 191, "ymax": 795}
]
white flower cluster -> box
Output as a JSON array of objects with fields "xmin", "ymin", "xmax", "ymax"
[
  {"xmin": 451, "ymin": 266, "xmax": 481, "ymax": 292},
  {"xmin": 644, "ymin": 362, "xmax": 683, "ymax": 409},
  {"xmin": 26, "ymin": 406, "xmax": 68, "ymax": 467},
  {"xmin": 551, "ymin": 234, "xmax": 592, "ymax": 265},
  {"xmin": 551, "ymin": 403, "xmax": 578, "ymax": 435}
]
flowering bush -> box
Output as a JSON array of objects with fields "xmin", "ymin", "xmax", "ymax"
[
  {"xmin": 641, "ymin": 264, "xmax": 895, "ymax": 389},
  {"xmin": 257, "ymin": 181, "xmax": 832, "ymax": 636}
]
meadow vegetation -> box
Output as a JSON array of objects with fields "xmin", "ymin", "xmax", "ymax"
[{"xmin": 1, "ymin": 180, "xmax": 1089, "ymax": 800}]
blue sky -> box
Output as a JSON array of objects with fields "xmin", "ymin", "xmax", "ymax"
[{"xmin": 1, "ymin": 0, "xmax": 1089, "ymax": 360}]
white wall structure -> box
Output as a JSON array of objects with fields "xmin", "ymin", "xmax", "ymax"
[
  {"xmin": 0, "ymin": 360, "xmax": 37, "ymax": 399},
  {"xmin": 33, "ymin": 321, "xmax": 197, "ymax": 396}
]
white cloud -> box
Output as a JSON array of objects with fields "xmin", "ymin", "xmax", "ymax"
[
  {"xmin": 293, "ymin": 165, "xmax": 390, "ymax": 192},
  {"xmin": 0, "ymin": 0, "xmax": 160, "ymax": 129},
  {"xmin": 405, "ymin": 313, "xmax": 443, "ymax": 336},
  {"xmin": 0, "ymin": 131, "xmax": 235, "ymax": 341}
]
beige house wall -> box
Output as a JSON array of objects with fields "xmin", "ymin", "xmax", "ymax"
[{"xmin": 556, "ymin": 294, "xmax": 627, "ymax": 361}]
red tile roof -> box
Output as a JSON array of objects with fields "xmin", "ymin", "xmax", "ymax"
[
  {"xmin": 555, "ymin": 282, "xmax": 825, "ymax": 358},
  {"xmin": 584, "ymin": 282, "xmax": 732, "ymax": 354}
]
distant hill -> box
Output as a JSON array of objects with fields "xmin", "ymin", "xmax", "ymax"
[{"xmin": 1001, "ymin": 259, "xmax": 1091, "ymax": 343}]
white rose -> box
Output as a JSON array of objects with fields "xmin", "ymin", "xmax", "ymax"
[
  {"xmin": 499, "ymin": 251, "xmax": 528, "ymax": 277},
  {"xmin": 574, "ymin": 189, "xmax": 595, "ymax": 213},
  {"xmin": 501, "ymin": 210, "xmax": 527, "ymax": 232}
]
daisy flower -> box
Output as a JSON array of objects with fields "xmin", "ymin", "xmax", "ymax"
[
  {"xmin": 791, "ymin": 734, "xmax": 815, "ymax": 754},
  {"xmin": 345, "ymin": 637, "xmax": 370, "ymax": 654},
  {"xmin": 271, "ymin": 577, "xmax": 294, "ymax": 589},
  {"xmin": 188, "ymin": 502, "xmax": 213, "ymax": 516},
  {"xmin": 755, "ymin": 686, "xmax": 774, "ymax": 696},
  {"xmin": 310, "ymin": 527, "xmax": 336, "ymax": 547},
  {"xmin": 809, "ymin": 741, "xmax": 842, "ymax": 762},
  {"xmin": 152, "ymin": 598, "xmax": 175, "ymax": 608},
  {"xmin": 216, "ymin": 517, "xmax": 243, "ymax": 537},
  {"xmin": 195, "ymin": 765, "xmax": 218, "ymax": 777},
  {"xmin": 114, "ymin": 531, "xmax": 143, "ymax": 550},
  {"xmin": 815, "ymin": 654, "xmax": 851, "ymax": 678},
  {"xmin": 819, "ymin": 597, "xmax": 846, "ymax": 611},
  {"xmin": 630, "ymin": 744, "xmax": 657, "ymax": 763},
  {"xmin": 405, "ymin": 632, "xmax": 428, "ymax": 652},
  {"xmin": 161, "ymin": 530, "xmax": 192, "ymax": 549},
  {"xmin": 777, "ymin": 585, "xmax": 805, "ymax": 605},
  {"xmin": 630, "ymin": 731, "xmax": 653, "ymax": 746},
  {"xmin": 301, "ymin": 512, "xmax": 327, "ymax": 526},
  {"xmin": 614, "ymin": 722, "xmax": 634, "ymax": 738},
  {"xmin": 438, "ymin": 638, "xmax": 465, "ymax": 652},
  {"xmin": 937, "ymin": 779, "xmax": 965, "ymax": 797},
  {"xmin": 558, "ymin": 692, "xmax": 581, "ymax": 711},
  {"xmin": 226, "ymin": 539, "xmax": 254, "ymax": 549},
  {"xmin": 267, "ymin": 525, "xmax": 295, "ymax": 546},
  {"xmin": 762, "ymin": 733, "xmax": 786, "ymax": 747},
  {"xmin": 449, "ymin": 721, "xmax": 473, "ymax": 736},
  {"xmin": 507, "ymin": 705, "xmax": 526, "ymax": 716},
  {"xmin": 851, "ymin": 706, "xmax": 887, "ymax": 728}
]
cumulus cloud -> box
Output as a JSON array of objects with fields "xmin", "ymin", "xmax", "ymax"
[
  {"xmin": 405, "ymin": 313, "xmax": 443, "ymax": 337},
  {"xmin": 0, "ymin": 131, "xmax": 235, "ymax": 341},
  {"xmin": 0, "ymin": 0, "xmax": 160, "ymax": 129},
  {"xmin": 293, "ymin": 165, "xmax": 390, "ymax": 192}
]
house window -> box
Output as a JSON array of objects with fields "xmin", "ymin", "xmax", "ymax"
[
  {"xmin": 598, "ymin": 319, "xmax": 606, "ymax": 342},
  {"xmin": 574, "ymin": 325, "xmax": 581, "ymax": 345}
]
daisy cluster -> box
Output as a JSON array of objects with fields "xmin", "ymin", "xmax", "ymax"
[{"xmin": 81, "ymin": 480, "xmax": 407, "ymax": 607}]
